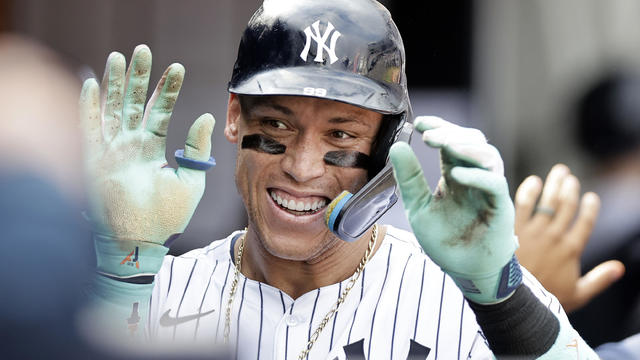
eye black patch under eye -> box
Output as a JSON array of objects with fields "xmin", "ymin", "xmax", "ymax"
[
  {"xmin": 241, "ymin": 134, "xmax": 286, "ymax": 154},
  {"xmin": 324, "ymin": 151, "xmax": 371, "ymax": 169}
]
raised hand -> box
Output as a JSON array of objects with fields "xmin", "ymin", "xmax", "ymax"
[
  {"xmin": 389, "ymin": 116, "xmax": 518, "ymax": 304},
  {"xmin": 79, "ymin": 45, "xmax": 215, "ymax": 244},
  {"xmin": 514, "ymin": 164, "xmax": 624, "ymax": 312}
]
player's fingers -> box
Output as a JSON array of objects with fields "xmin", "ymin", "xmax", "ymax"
[
  {"xmin": 531, "ymin": 164, "xmax": 570, "ymax": 224},
  {"xmin": 79, "ymin": 78, "xmax": 102, "ymax": 154},
  {"xmin": 414, "ymin": 115, "xmax": 458, "ymax": 132},
  {"xmin": 567, "ymin": 192, "xmax": 600, "ymax": 251},
  {"xmin": 143, "ymin": 63, "xmax": 185, "ymax": 158},
  {"xmin": 122, "ymin": 44, "xmax": 152, "ymax": 131},
  {"xmin": 389, "ymin": 142, "xmax": 433, "ymax": 215},
  {"xmin": 421, "ymin": 125, "xmax": 488, "ymax": 149},
  {"xmin": 450, "ymin": 166, "xmax": 507, "ymax": 197},
  {"xmin": 100, "ymin": 51, "xmax": 126, "ymax": 142},
  {"xmin": 441, "ymin": 142, "xmax": 504, "ymax": 175},
  {"xmin": 571, "ymin": 260, "xmax": 625, "ymax": 312},
  {"xmin": 548, "ymin": 174, "xmax": 580, "ymax": 236},
  {"xmin": 514, "ymin": 175, "xmax": 542, "ymax": 230},
  {"xmin": 184, "ymin": 113, "xmax": 215, "ymax": 161},
  {"xmin": 177, "ymin": 113, "xmax": 215, "ymax": 180}
]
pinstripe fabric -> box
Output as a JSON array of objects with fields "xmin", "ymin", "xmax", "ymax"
[{"xmin": 145, "ymin": 226, "xmax": 561, "ymax": 359}]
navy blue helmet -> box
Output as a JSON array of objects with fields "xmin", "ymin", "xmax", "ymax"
[{"xmin": 228, "ymin": 0, "xmax": 414, "ymax": 241}]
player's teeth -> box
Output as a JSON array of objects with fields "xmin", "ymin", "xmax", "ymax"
[{"xmin": 271, "ymin": 191, "xmax": 326, "ymax": 212}]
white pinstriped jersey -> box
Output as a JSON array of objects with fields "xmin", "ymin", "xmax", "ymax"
[{"xmin": 146, "ymin": 225, "xmax": 564, "ymax": 359}]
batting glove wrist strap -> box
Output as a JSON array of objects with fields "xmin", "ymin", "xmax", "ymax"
[
  {"xmin": 94, "ymin": 234, "xmax": 169, "ymax": 278},
  {"xmin": 447, "ymin": 254, "xmax": 523, "ymax": 305}
]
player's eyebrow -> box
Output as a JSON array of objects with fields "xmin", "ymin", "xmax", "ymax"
[
  {"xmin": 241, "ymin": 97, "xmax": 377, "ymax": 129},
  {"xmin": 258, "ymin": 103, "xmax": 293, "ymax": 116},
  {"xmin": 328, "ymin": 116, "xmax": 374, "ymax": 130},
  {"xmin": 243, "ymin": 98, "xmax": 293, "ymax": 117}
]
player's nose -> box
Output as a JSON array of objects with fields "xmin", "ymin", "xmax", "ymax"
[{"xmin": 280, "ymin": 135, "xmax": 326, "ymax": 183}]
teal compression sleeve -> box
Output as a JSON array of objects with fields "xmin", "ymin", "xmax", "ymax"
[
  {"xmin": 87, "ymin": 274, "xmax": 155, "ymax": 342},
  {"xmin": 538, "ymin": 312, "xmax": 600, "ymax": 360}
]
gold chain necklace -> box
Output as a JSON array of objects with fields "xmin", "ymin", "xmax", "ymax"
[
  {"xmin": 223, "ymin": 224, "xmax": 379, "ymax": 360},
  {"xmin": 223, "ymin": 228, "xmax": 246, "ymax": 344}
]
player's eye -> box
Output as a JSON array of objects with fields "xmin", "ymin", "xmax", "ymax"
[
  {"xmin": 264, "ymin": 119, "xmax": 287, "ymax": 130},
  {"xmin": 331, "ymin": 130, "xmax": 352, "ymax": 139}
]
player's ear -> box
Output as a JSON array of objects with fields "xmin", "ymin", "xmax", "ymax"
[{"xmin": 225, "ymin": 93, "xmax": 241, "ymax": 143}]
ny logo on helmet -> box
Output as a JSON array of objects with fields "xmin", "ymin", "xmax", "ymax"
[{"xmin": 300, "ymin": 20, "xmax": 342, "ymax": 64}]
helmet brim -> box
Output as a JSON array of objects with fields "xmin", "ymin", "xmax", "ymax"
[{"xmin": 228, "ymin": 66, "xmax": 408, "ymax": 115}]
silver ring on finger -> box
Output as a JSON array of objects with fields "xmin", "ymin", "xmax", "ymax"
[{"xmin": 534, "ymin": 206, "xmax": 556, "ymax": 217}]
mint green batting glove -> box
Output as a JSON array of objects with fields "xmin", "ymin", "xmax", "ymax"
[
  {"xmin": 79, "ymin": 45, "xmax": 214, "ymax": 248},
  {"xmin": 389, "ymin": 116, "xmax": 521, "ymax": 305}
]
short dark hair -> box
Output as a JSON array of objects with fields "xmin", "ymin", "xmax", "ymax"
[{"xmin": 575, "ymin": 71, "xmax": 640, "ymax": 161}]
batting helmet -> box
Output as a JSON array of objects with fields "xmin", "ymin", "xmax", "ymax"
[{"xmin": 228, "ymin": 0, "xmax": 413, "ymax": 241}]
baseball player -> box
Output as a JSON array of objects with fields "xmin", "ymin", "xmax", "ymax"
[{"xmin": 80, "ymin": 0, "xmax": 599, "ymax": 359}]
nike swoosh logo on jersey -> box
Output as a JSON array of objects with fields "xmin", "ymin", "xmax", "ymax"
[{"xmin": 159, "ymin": 308, "xmax": 216, "ymax": 326}]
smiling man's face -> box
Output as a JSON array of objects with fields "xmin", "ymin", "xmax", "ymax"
[{"xmin": 225, "ymin": 94, "xmax": 383, "ymax": 261}]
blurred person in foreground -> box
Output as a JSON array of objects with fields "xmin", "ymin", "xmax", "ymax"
[
  {"xmin": 0, "ymin": 34, "xmax": 95, "ymax": 358},
  {"xmin": 0, "ymin": 34, "xmax": 195, "ymax": 360}
]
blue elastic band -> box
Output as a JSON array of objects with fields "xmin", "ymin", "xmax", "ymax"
[
  {"xmin": 327, "ymin": 192, "xmax": 353, "ymax": 231},
  {"xmin": 174, "ymin": 149, "xmax": 216, "ymax": 171}
]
